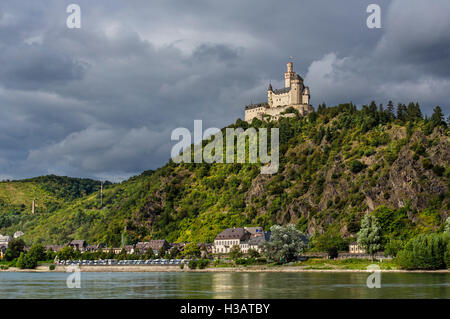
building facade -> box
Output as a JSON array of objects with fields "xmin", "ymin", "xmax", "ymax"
[
  {"xmin": 245, "ymin": 62, "xmax": 314, "ymax": 123},
  {"xmin": 213, "ymin": 227, "xmax": 270, "ymax": 254},
  {"xmin": 349, "ymin": 242, "xmax": 366, "ymax": 254}
]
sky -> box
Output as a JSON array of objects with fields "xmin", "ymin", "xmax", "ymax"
[{"xmin": 0, "ymin": 0, "xmax": 449, "ymax": 181}]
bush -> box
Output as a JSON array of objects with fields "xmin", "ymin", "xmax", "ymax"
[
  {"xmin": 197, "ymin": 259, "xmax": 209, "ymax": 269},
  {"xmin": 179, "ymin": 263, "xmax": 184, "ymax": 270},
  {"xmin": 349, "ymin": 160, "xmax": 367, "ymax": 173},
  {"xmin": 188, "ymin": 260, "xmax": 197, "ymax": 269},
  {"xmin": 16, "ymin": 252, "xmax": 38, "ymax": 269},
  {"xmin": 49, "ymin": 264, "xmax": 56, "ymax": 271},
  {"xmin": 398, "ymin": 233, "xmax": 448, "ymax": 270}
]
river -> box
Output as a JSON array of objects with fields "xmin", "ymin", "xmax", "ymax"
[{"xmin": 0, "ymin": 272, "xmax": 448, "ymax": 298}]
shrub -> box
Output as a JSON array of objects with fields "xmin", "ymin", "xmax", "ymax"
[
  {"xmin": 49, "ymin": 264, "xmax": 56, "ymax": 271},
  {"xmin": 398, "ymin": 233, "xmax": 448, "ymax": 270},
  {"xmin": 179, "ymin": 263, "xmax": 184, "ymax": 270},
  {"xmin": 16, "ymin": 252, "xmax": 38, "ymax": 269},
  {"xmin": 432, "ymin": 165, "xmax": 444, "ymax": 176},
  {"xmin": 197, "ymin": 259, "xmax": 209, "ymax": 269},
  {"xmin": 188, "ymin": 260, "xmax": 197, "ymax": 269},
  {"xmin": 349, "ymin": 160, "xmax": 367, "ymax": 173}
]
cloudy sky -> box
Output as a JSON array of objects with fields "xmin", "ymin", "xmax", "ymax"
[{"xmin": 0, "ymin": 0, "xmax": 449, "ymax": 181}]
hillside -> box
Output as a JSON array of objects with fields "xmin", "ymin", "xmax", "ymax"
[
  {"xmin": 0, "ymin": 175, "xmax": 104, "ymax": 234},
  {"xmin": 0, "ymin": 102, "xmax": 448, "ymax": 248}
]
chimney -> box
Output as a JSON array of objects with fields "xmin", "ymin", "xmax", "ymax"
[{"xmin": 31, "ymin": 199, "xmax": 35, "ymax": 214}]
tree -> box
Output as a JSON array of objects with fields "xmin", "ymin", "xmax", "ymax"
[
  {"xmin": 27, "ymin": 244, "xmax": 46, "ymax": 262},
  {"xmin": 229, "ymin": 245, "xmax": 243, "ymax": 260},
  {"xmin": 263, "ymin": 224, "xmax": 308, "ymax": 263},
  {"xmin": 397, "ymin": 233, "xmax": 447, "ymax": 270},
  {"xmin": 4, "ymin": 238, "xmax": 25, "ymax": 261},
  {"xmin": 57, "ymin": 246, "xmax": 76, "ymax": 260},
  {"xmin": 396, "ymin": 103, "xmax": 407, "ymax": 122},
  {"xmin": 386, "ymin": 100, "xmax": 394, "ymax": 116},
  {"xmin": 406, "ymin": 102, "xmax": 422, "ymax": 122},
  {"xmin": 247, "ymin": 248, "xmax": 260, "ymax": 258},
  {"xmin": 349, "ymin": 160, "xmax": 366, "ymax": 173},
  {"xmin": 16, "ymin": 252, "xmax": 38, "ymax": 269},
  {"xmin": 143, "ymin": 248, "xmax": 155, "ymax": 260},
  {"xmin": 357, "ymin": 214, "xmax": 382, "ymax": 259},
  {"xmin": 181, "ymin": 243, "xmax": 201, "ymax": 259},
  {"xmin": 384, "ymin": 238, "xmax": 404, "ymax": 257},
  {"xmin": 431, "ymin": 106, "xmax": 446, "ymax": 127}
]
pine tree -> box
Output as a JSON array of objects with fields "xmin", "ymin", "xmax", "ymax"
[
  {"xmin": 396, "ymin": 103, "xmax": 407, "ymax": 121},
  {"xmin": 431, "ymin": 106, "xmax": 446, "ymax": 127},
  {"xmin": 386, "ymin": 100, "xmax": 394, "ymax": 115}
]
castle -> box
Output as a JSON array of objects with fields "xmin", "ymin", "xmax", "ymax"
[{"xmin": 244, "ymin": 62, "xmax": 314, "ymax": 123}]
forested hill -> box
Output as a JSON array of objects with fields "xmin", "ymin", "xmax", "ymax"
[
  {"xmin": 0, "ymin": 102, "xmax": 448, "ymax": 248},
  {"xmin": 0, "ymin": 176, "xmax": 105, "ymax": 229}
]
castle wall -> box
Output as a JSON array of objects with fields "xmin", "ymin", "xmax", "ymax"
[{"xmin": 270, "ymin": 92, "xmax": 291, "ymax": 108}]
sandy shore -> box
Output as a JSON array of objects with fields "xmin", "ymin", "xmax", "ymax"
[{"xmin": 1, "ymin": 265, "xmax": 449, "ymax": 273}]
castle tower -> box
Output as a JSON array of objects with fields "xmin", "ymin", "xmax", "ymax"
[
  {"xmin": 267, "ymin": 83, "xmax": 273, "ymax": 107},
  {"xmin": 302, "ymin": 86, "xmax": 310, "ymax": 105},
  {"xmin": 290, "ymin": 74, "xmax": 303, "ymax": 105},
  {"xmin": 284, "ymin": 62, "xmax": 295, "ymax": 88}
]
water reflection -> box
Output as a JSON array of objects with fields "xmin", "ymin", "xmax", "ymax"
[{"xmin": 0, "ymin": 272, "xmax": 448, "ymax": 299}]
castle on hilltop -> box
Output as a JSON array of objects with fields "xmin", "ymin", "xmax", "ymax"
[{"xmin": 245, "ymin": 62, "xmax": 314, "ymax": 123}]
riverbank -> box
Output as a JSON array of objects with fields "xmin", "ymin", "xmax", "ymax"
[{"xmin": 1, "ymin": 264, "xmax": 449, "ymax": 273}]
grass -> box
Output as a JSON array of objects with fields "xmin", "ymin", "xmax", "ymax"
[{"xmin": 293, "ymin": 258, "xmax": 399, "ymax": 270}]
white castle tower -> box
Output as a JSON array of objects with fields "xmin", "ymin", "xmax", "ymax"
[{"xmin": 245, "ymin": 62, "xmax": 313, "ymax": 123}]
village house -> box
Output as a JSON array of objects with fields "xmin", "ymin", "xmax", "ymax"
[
  {"xmin": 135, "ymin": 240, "xmax": 170, "ymax": 255},
  {"xmin": 123, "ymin": 245, "xmax": 135, "ymax": 254},
  {"xmin": 213, "ymin": 227, "xmax": 270, "ymax": 254},
  {"xmin": 68, "ymin": 240, "xmax": 88, "ymax": 252},
  {"xmin": 45, "ymin": 244, "xmax": 64, "ymax": 252},
  {"xmin": 349, "ymin": 242, "xmax": 366, "ymax": 254},
  {"xmin": 0, "ymin": 234, "xmax": 11, "ymax": 258}
]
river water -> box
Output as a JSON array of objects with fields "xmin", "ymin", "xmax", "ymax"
[{"xmin": 0, "ymin": 272, "xmax": 448, "ymax": 299}]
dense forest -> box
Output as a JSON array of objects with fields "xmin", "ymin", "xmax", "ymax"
[{"xmin": 0, "ymin": 101, "xmax": 448, "ymax": 251}]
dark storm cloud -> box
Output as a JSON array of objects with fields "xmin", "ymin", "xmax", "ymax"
[{"xmin": 0, "ymin": 0, "xmax": 449, "ymax": 181}]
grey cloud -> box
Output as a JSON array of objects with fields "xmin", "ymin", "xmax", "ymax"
[{"xmin": 0, "ymin": 0, "xmax": 448, "ymax": 181}]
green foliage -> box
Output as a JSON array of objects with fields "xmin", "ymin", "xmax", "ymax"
[
  {"xmin": 16, "ymin": 251, "xmax": 38, "ymax": 269},
  {"xmin": 0, "ymin": 101, "xmax": 447, "ymax": 247},
  {"xmin": 349, "ymin": 160, "xmax": 366, "ymax": 173},
  {"xmin": 4, "ymin": 238, "xmax": 25, "ymax": 261},
  {"xmin": 181, "ymin": 243, "xmax": 201, "ymax": 259},
  {"xmin": 27, "ymin": 244, "xmax": 46, "ymax": 262},
  {"xmin": 229, "ymin": 245, "xmax": 243, "ymax": 260},
  {"xmin": 247, "ymin": 248, "xmax": 260, "ymax": 258},
  {"xmin": 357, "ymin": 214, "xmax": 382, "ymax": 257},
  {"xmin": 263, "ymin": 224, "xmax": 307, "ymax": 263},
  {"xmin": 397, "ymin": 233, "xmax": 448, "ymax": 270},
  {"xmin": 57, "ymin": 246, "xmax": 79, "ymax": 260},
  {"xmin": 384, "ymin": 239, "xmax": 404, "ymax": 257}
]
